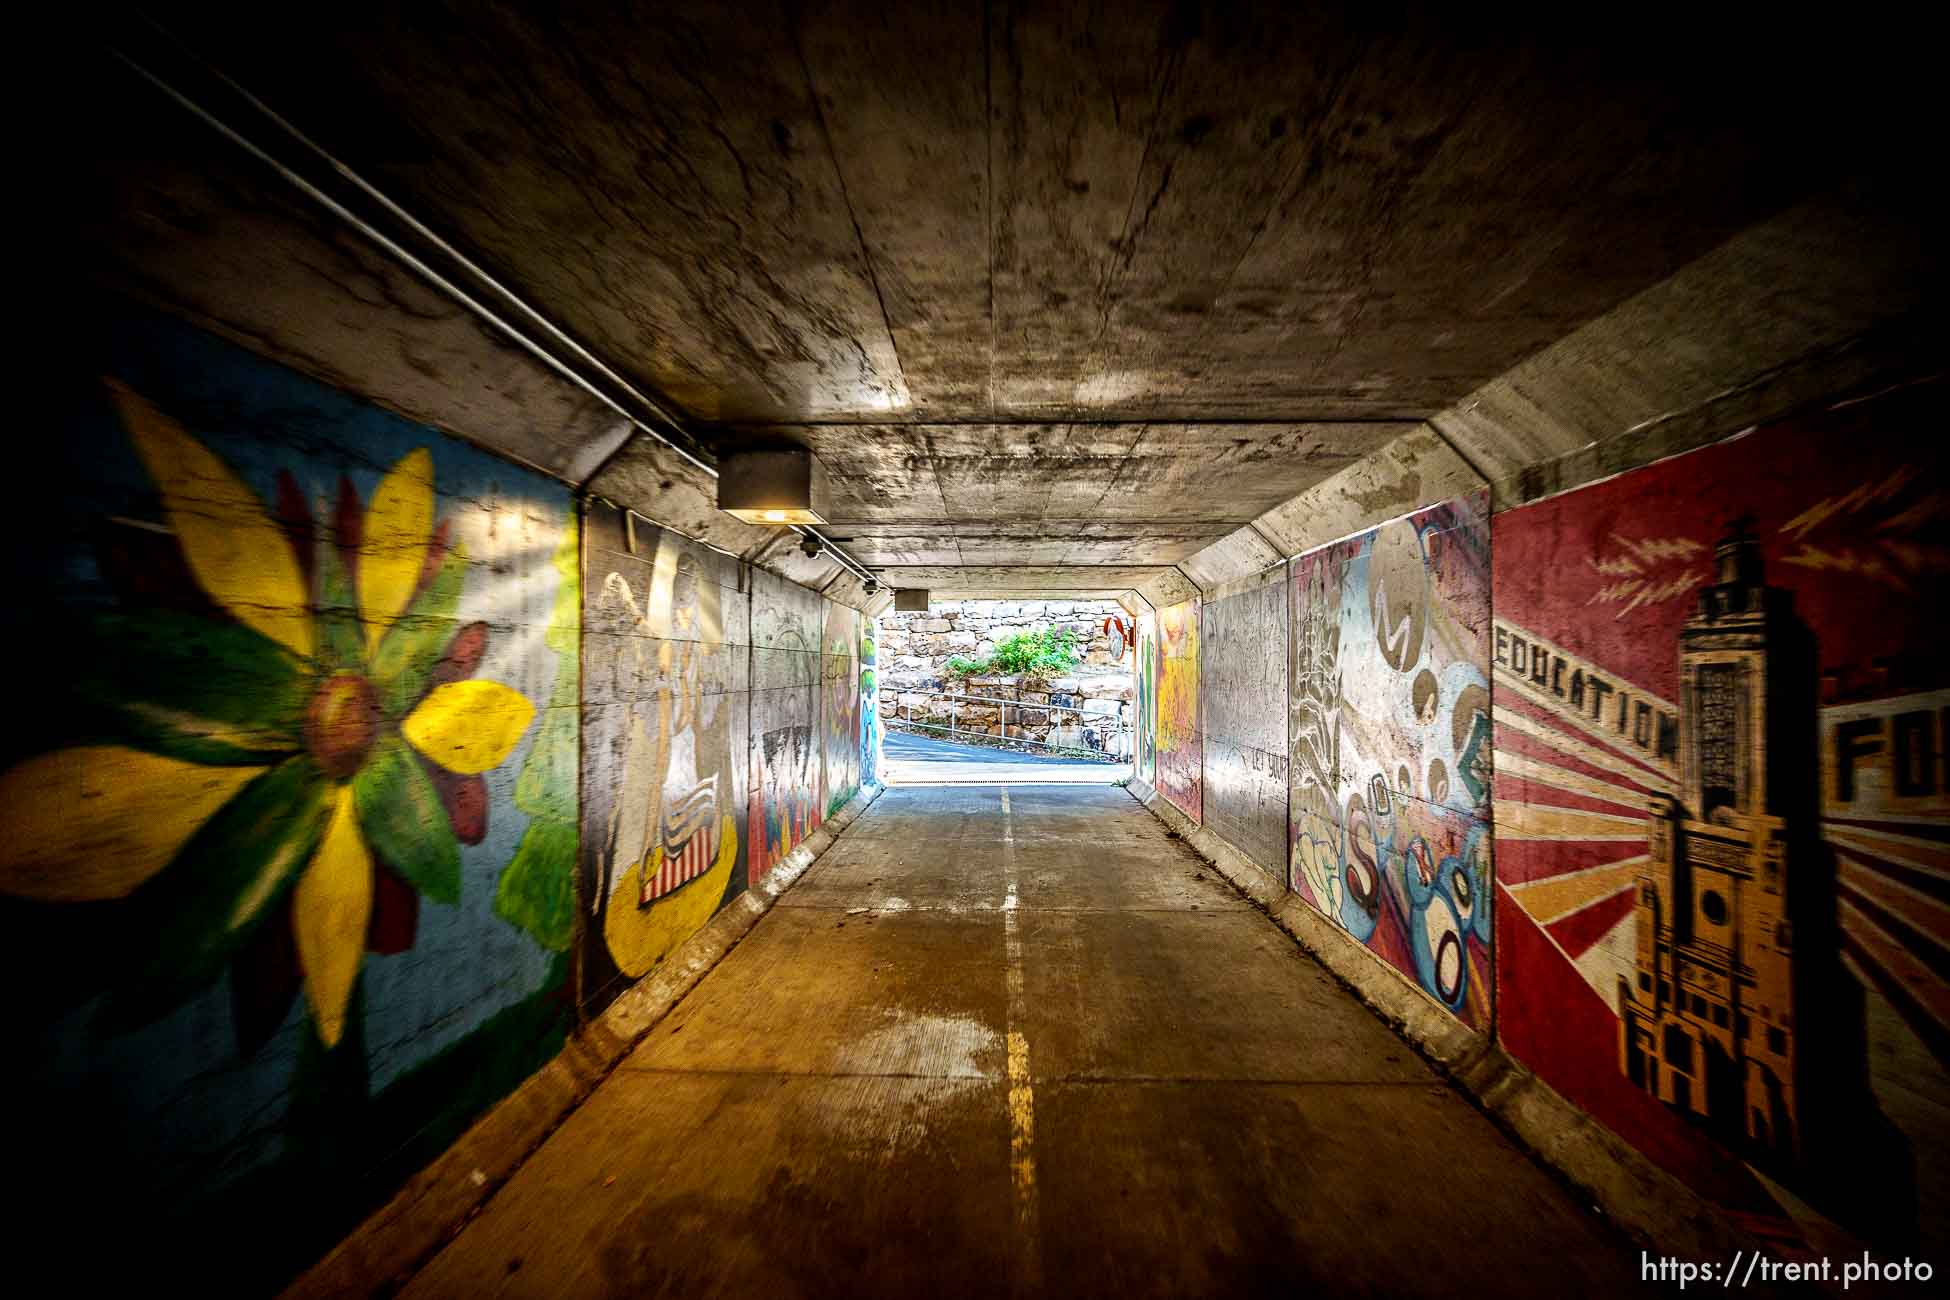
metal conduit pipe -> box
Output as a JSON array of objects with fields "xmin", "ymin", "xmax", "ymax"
[
  {"xmin": 790, "ymin": 524, "xmax": 879, "ymax": 588},
  {"xmin": 132, "ymin": 13, "xmax": 700, "ymax": 456},
  {"xmin": 107, "ymin": 45, "xmax": 714, "ymax": 478},
  {"xmin": 107, "ymin": 29, "xmax": 886, "ymax": 596}
]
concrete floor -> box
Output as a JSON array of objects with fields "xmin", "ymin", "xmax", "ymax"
[
  {"xmin": 883, "ymin": 730, "xmax": 1130, "ymax": 785},
  {"xmin": 405, "ymin": 786, "xmax": 1650, "ymax": 1298}
]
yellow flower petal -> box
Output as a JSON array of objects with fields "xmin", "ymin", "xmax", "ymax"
[
  {"xmin": 402, "ymin": 680, "xmax": 536, "ymax": 775},
  {"xmin": 106, "ymin": 380, "xmax": 314, "ymax": 661},
  {"xmin": 294, "ymin": 789, "xmax": 373, "ymax": 1049},
  {"xmin": 0, "ymin": 747, "xmax": 263, "ymax": 901},
  {"xmin": 360, "ymin": 447, "xmax": 436, "ymax": 656}
]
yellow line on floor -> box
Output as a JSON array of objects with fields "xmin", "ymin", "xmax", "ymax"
[{"xmin": 999, "ymin": 788, "xmax": 1042, "ymax": 1291}]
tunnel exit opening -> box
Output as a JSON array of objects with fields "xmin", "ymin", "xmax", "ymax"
[
  {"xmin": 880, "ymin": 727, "xmax": 1132, "ymax": 787},
  {"xmin": 873, "ymin": 596, "xmax": 1140, "ymax": 787}
]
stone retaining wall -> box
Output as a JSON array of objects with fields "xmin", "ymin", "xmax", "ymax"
[{"xmin": 878, "ymin": 599, "xmax": 1137, "ymax": 746}]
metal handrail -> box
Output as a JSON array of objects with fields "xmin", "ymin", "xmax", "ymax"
[
  {"xmin": 916, "ymin": 689, "xmax": 1069, "ymax": 709},
  {"xmin": 884, "ymin": 684, "xmax": 1133, "ymax": 757}
]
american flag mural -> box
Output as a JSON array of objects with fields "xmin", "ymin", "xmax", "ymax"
[{"xmin": 639, "ymin": 778, "xmax": 722, "ymax": 905}]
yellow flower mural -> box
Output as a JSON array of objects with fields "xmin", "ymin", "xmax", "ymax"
[{"xmin": 0, "ymin": 382, "xmax": 536, "ymax": 1048}]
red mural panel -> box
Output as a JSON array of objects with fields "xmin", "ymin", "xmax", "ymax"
[{"xmin": 1491, "ymin": 377, "xmax": 1949, "ymax": 1250}]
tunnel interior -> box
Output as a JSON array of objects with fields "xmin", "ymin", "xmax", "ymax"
[{"xmin": 11, "ymin": 3, "xmax": 1947, "ymax": 1293}]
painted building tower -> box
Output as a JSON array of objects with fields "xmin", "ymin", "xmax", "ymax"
[{"xmin": 1619, "ymin": 521, "xmax": 1800, "ymax": 1155}]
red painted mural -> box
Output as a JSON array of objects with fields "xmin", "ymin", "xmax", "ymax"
[{"xmin": 1492, "ymin": 377, "xmax": 1950, "ymax": 1251}]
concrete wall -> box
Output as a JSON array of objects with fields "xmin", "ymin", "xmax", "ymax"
[
  {"xmin": 1133, "ymin": 380, "xmax": 1949, "ymax": 1257},
  {"xmin": 0, "ymin": 299, "xmax": 872, "ymax": 1290},
  {"xmin": 1201, "ymin": 570, "xmax": 1289, "ymax": 876}
]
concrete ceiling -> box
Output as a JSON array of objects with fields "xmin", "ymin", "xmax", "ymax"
[{"xmin": 73, "ymin": 3, "xmax": 1936, "ymax": 601}]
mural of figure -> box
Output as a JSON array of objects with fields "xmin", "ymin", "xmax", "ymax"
[{"xmin": 581, "ymin": 508, "xmax": 749, "ymax": 1007}]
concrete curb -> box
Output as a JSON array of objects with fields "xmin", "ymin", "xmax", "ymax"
[
  {"xmin": 1123, "ymin": 778, "xmax": 1780, "ymax": 1267},
  {"xmin": 282, "ymin": 782, "xmax": 888, "ymax": 1299}
]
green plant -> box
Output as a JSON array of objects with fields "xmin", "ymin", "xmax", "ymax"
[
  {"xmin": 990, "ymin": 627, "xmax": 1081, "ymax": 676},
  {"xmin": 941, "ymin": 626, "xmax": 1081, "ymax": 680}
]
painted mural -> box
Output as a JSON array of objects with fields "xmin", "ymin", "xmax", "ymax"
[
  {"xmin": 2, "ymin": 305, "xmax": 577, "ymax": 1290},
  {"xmin": 1492, "ymin": 378, "xmax": 1949, "ymax": 1253},
  {"xmin": 861, "ymin": 617, "xmax": 881, "ymax": 789},
  {"xmin": 1156, "ymin": 597, "xmax": 1202, "ymax": 821},
  {"xmin": 822, "ymin": 600, "xmax": 862, "ymax": 816},
  {"xmin": 1203, "ymin": 573, "xmax": 1290, "ymax": 873},
  {"xmin": 1288, "ymin": 494, "xmax": 1493, "ymax": 1024},
  {"xmin": 750, "ymin": 569, "xmax": 824, "ymax": 879},
  {"xmin": 1136, "ymin": 609, "xmax": 1158, "ymax": 783},
  {"xmin": 579, "ymin": 504, "xmax": 750, "ymax": 1015}
]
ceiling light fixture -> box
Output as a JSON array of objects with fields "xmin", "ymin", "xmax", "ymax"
[{"xmin": 716, "ymin": 446, "xmax": 829, "ymax": 525}]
